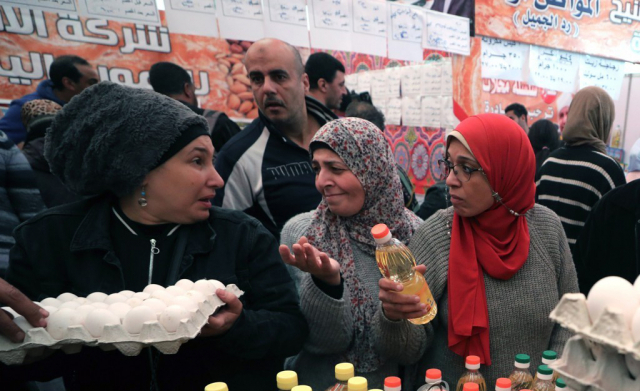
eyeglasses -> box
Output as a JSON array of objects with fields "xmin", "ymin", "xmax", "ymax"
[{"xmin": 437, "ymin": 159, "xmax": 484, "ymax": 182}]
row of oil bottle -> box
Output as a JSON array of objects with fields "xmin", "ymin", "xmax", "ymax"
[{"xmin": 203, "ymin": 350, "xmax": 568, "ymax": 391}]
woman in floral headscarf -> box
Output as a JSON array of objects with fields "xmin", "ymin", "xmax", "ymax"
[
  {"xmin": 279, "ymin": 118, "xmax": 423, "ymax": 390},
  {"xmin": 380, "ymin": 114, "xmax": 578, "ymax": 388}
]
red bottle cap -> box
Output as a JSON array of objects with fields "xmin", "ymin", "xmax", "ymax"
[
  {"xmin": 384, "ymin": 376, "xmax": 401, "ymax": 388},
  {"xmin": 426, "ymin": 368, "xmax": 442, "ymax": 380},
  {"xmin": 466, "ymin": 355, "xmax": 481, "ymax": 365},
  {"xmin": 496, "ymin": 378, "xmax": 511, "ymax": 388},
  {"xmin": 371, "ymin": 224, "xmax": 390, "ymax": 239},
  {"xmin": 462, "ymin": 383, "xmax": 479, "ymax": 391}
]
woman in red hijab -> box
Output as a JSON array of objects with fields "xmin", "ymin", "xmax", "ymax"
[{"xmin": 378, "ymin": 114, "xmax": 578, "ymax": 388}]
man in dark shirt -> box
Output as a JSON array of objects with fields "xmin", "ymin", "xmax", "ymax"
[
  {"xmin": 149, "ymin": 62, "xmax": 241, "ymax": 152},
  {"xmin": 214, "ymin": 39, "xmax": 336, "ymax": 239},
  {"xmin": 305, "ymin": 52, "xmax": 347, "ymax": 111}
]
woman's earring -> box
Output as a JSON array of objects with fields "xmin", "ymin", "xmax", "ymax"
[{"xmin": 138, "ymin": 187, "xmax": 148, "ymax": 207}]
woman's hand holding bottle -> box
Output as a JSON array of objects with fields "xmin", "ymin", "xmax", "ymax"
[{"xmin": 378, "ymin": 265, "xmax": 429, "ymax": 321}]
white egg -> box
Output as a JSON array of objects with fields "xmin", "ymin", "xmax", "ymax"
[
  {"xmin": 86, "ymin": 292, "xmax": 108, "ymax": 303},
  {"xmin": 193, "ymin": 280, "xmax": 216, "ymax": 295},
  {"xmin": 91, "ymin": 302, "xmax": 109, "ymax": 310},
  {"xmin": 632, "ymin": 307, "xmax": 640, "ymax": 342},
  {"xmin": 127, "ymin": 298, "xmax": 144, "ymax": 308},
  {"xmin": 587, "ymin": 276, "xmax": 640, "ymax": 327},
  {"xmin": 132, "ymin": 292, "xmax": 150, "ymax": 300},
  {"xmin": 85, "ymin": 309, "xmax": 120, "ymax": 338},
  {"xmin": 175, "ymin": 279, "xmax": 194, "ymax": 291},
  {"xmin": 159, "ymin": 305, "xmax": 190, "ymax": 333},
  {"xmin": 76, "ymin": 305, "xmax": 96, "ymax": 316},
  {"xmin": 209, "ymin": 280, "xmax": 225, "ymax": 291},
  {"xmin": 46, "ymin": 308, "xmax": 85, "ymax": 339},
  {"xmin": 119, "ymin": 290, "xmax": 135, "ymax": 298},
  {"xmin": 123, "ymin": 306, "xmax": 157, "ymax": 334},
  {"xmin": 185, "ymin": 290, "xmax": 206, "ymax": 303},
  {"xmin": 74, "ymin": 298, "xmax": 88, "ymax": 305},
  {"xmin": 108, "ymin": 302, "xmax": 131, "ymax": 321},
  {"xmin": 104, "ymin": 293, "xmax": 127, "ymax": 305},
  {"xmin": 1, "ymin": 306, "xmax": 19, "ymax": 318},
  {"xmin": 165, "ymin": 286, "xmax": 186, "ymax": 297},
  {"xmin": 143, "ymin": 284, "xmax": 165, "ymax": 294},
  {"xmin": 142, "ymin": 298, "xmax": 167, "ymax": 315},
  {"xmin": 151, "ymin": 290, "xmax": 176, "ymax": 306},
  {"xmin": 56, "ymin": 292, "xmax": 78, "ymax": 302},
  {"xmin": 41, "ymin": 306, "xmax": 58, "ymax": 316},
  {"xmin": 40, "ymin": 298, "xmax": 62, "ymax": 308},
  {"xmin": 60, "ymin": 301, "xmax": 80, "ymax": 310},
  {"xmin": 173, "ymin": 296, "xmax": 199, "ymax": 312},
  {"xmin": 634, "ymin": 275, "xmax": 640, "ymax": 298}
]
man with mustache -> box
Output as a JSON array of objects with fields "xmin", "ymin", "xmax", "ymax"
[{"xmin": 214, "ymin": 39, "xmax": 336, "ymax": 239}]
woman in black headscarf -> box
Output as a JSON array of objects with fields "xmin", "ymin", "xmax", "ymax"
[{"xmin": 528, "ymin": 119, "xmax": 560, "ymax": 181}]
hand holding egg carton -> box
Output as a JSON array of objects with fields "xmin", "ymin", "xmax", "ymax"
[
  {"xmin": 548, "ymin": 276, "xmax": 640, "ymax": 390},
  {"xmin": 0, "ymin": 279, "xmax": 243, "ymax": 365}
]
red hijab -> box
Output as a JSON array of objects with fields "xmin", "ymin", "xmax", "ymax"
[{"xmin": 447, "ymin": 114, "xmax": 536, "ymax": 365}]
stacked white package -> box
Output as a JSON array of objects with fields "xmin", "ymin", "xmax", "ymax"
[
  {"xmin": 548, "ymin": 276, "xmax": 640, "ymax": 390},
  {"xmin": 0, "ymin": 279, "xmax": 243, "ymax": 365}
]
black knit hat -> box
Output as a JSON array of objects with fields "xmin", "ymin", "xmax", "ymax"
[{"xmin": 45, "ymin": 81, "xmax": 209, "ymax": 197}]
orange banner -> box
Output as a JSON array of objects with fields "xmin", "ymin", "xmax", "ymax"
[{"xmin": 476, "ymin": 0, "xmax": 640, "ymax": 63}]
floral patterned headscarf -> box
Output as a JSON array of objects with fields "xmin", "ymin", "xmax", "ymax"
[{"xmin": 305, "ymin": 118, "xmax": 422, "ymax": 372}]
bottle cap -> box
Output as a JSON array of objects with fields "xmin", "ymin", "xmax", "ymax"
[
  {"xmin": 555, "ymin": 378, "xmax": 566, "ymax": 388},
  {"xmin": 371, "ymin": 224, "xmax": 392, "ymax": 244},
  {"xmin": 463, "ymin": 383, "xmax": 479, "ymax": 391},
  {"xmin": 277, "ymin": 371, "xmax": 298, "ymax": 390},
  {"xmin": 347, "ymin": 376, "xmax": 368, "ymax": 391},
  {"xmin": 536, "ymin": 364, "xmax": 553, "ymax": 380},
  {"xmin": 335, "ymin": 363, "xmax": 354, "ymax": 381},
  {"xmin": 495, "ymin": 378, "xmax": 511, "ymax": 390},
  {"xmin": 204, "ymin": 383, "xmax": 228, "ymax": 391},
  {"xmin": 515, "ymin": 353, "xmax": 531, "ymax": 368},
  {"xmin": 384, "ymin": 376, "xmax": 401, "ymax": 388},
  {"xmin": 291, "ymin": 387, "xmax": 311, "ymax": 391},
  {"xmin": 465, "ymin": 355, "xmax": 481, "ymax": 370},
  {"xmin": 426, "ymin": 368, "xmax": 442, "ymax": 381},
  {"xmin": 541, "ymin": 350, "xmax": 557, "ymax": 364}
]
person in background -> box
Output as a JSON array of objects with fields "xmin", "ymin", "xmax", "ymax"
[
  {"xmin": 0, "ymin": 55, "xmax": 98, "ymax": 145},
  {"xmin": 625, "ymin": 138, "xmax": 640, "ymax": 182},
  {"xmin": 20, "ymin": 99, "xmax": 82, "ymax": 208},
  {"xmin": 214, "ymin": 38, "xmax": 335, "ymax": 239},
  {"xmin": 0, "ymin": 130, "xmax": 45, "ymax": 277},
  {"xmin": 573, "ymin": 177, "xmax": 640, "ymax": 294},
  {"xmin": 279, "ymin": 118, "xmax": 422, "ymax": 390},
  {"xmin": 528, "ymin": 119, "xmax": 561, "ymax": 181},
  {"xmin": 380, "ymin": 114, "xmax": 577, "ymax": 388},
  {"xmin": 558, "ymin": 106, "xmax": 569, "ymax": 134},
  {"xmin": 345, "ymin": 101, "xmax": 419, "ymax": 212},
  {"xmin": 3, "ymin": 82, "xmax": 307, "ymax": 390},
  {"xmin": 149, "ymin": 62, "xmax": 241, "ymax": 153},
  {"xmin": 536, "ymin": 86, "xmax": 625, "ymax": 253},
  {"xmin": 504, "ymin": 103, "xmax": 529, "ymax": 134},
  {"xmin": 305, "ymin": 52, "xmax": 347, "ymax": 111}
]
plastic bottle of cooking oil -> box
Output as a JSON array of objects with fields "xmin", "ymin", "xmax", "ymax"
[
  {"xmin": 495, "ymin": 378, "xmax": 511, "ymax": 391},
  {"xmin": 531, "ymin": 366, "xmax": 554, "ymax": 391},
  {"xmin": 277, "ymin": 370, "xmax": 299, "ymax": 391},
  {"xmin": 371, "ymin": 224, "xmax": 437, "ymax": 325},
  {"xmin": 384, "ymin": 376, "xmax": 401, "ymax": 391},
  {"xmin": 508, "ymin": 354, "xmax": 534, "ymax": 390},
  {"xmin": 205, "ymin": 382, "xmax": 228, "ymax": 391},
  {"xmin": 347, "ymin": 376, "xmax": 368, "ymax": 391},
  {"xmin": 325, "ymin": 363, "xmax": 354, "ymax": 391},
  {"xmin": 532, "ymin": 351, "xmax": 559, "ymax": 384},
  {"xmin": 456, "ymin": 356, "xmax": 486, "ymax": 391}
]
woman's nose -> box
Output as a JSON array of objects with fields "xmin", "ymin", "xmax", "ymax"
[{"xmin": 445, "ymin": 168, "xmax": 460, "ymax": 187}]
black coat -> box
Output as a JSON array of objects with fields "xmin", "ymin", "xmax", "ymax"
[
  {"xmin": 3, "ymin": 195, "xmax": 308, "ymax": 391},
  {"xmin": 573, "ymin": 179, "xmax": 640, "ymax": 294}
]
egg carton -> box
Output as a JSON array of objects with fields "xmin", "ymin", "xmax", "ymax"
[
  {"xmin": 0, "ymin": 284, "xmax": 243, "ymax": 365},
  {"xmin": 550, "ymin": 335, "xmax": 640, "ymax": 391},
  {"xmin": 549, "ymin": 293, "xmax": 640, "ymax": 360}
]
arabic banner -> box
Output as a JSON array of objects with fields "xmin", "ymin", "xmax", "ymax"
[{"xmin": 476, "ymin": 0, "xmax": 640, "ymax": 63}]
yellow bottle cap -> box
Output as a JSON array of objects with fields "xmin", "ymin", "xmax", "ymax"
[
  {"xmin": 277, "ymin": 371, "xmax": 298, "ymax": 390},
  {"xmin": 291, "ymin": 386, "xmax": 312, "ymax": 391},
  {"xmin": 204, "ymin": 383, "xmax": 228, "ymax": 391},
  {"xmin": 335, "ymin": 363, "xmax": 355, "ymax": 381},
  {"xmin": 370, "ymin": 389, "xmax": 384, "ymax": 391},
  {"xmin": 347, "ymin": 376, "xmax": 368, "ymax": 391}
]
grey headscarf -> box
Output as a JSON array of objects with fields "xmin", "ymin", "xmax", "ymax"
[
  {"xmin": 45, "ymin": 81, "xmax": 208, "ymax": 197},
  {"xmin": 562, "ymin": 86, "xmax": 615, "ymax": 153}
]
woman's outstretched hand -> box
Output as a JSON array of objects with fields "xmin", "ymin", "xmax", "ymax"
[{"xmin": 279, "ymin": 236, "xmax": 341, "ymax": 286}]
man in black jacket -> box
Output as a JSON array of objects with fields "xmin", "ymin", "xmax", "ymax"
[{"xmin": 149, "ymin": 62, "xmax": 241, "ymax": 152}]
